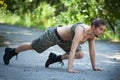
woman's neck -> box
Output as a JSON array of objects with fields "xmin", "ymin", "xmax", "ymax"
[{"xmin": 86, "ymin": 29, "xmax": 94, "ymax": 36}]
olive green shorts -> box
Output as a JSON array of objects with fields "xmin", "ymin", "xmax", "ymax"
[{"xmin": 31, "ymin": 27, "xmax": 81, "ymax": 54}]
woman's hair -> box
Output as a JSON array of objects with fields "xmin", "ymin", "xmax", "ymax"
[{"xmin": 91, "ymin": 18, "xmax": 106, "ymax": 28}]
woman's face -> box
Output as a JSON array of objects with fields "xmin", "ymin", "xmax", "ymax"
[{"xmin": 93, "ymin": 25, "xmax": 106, "ymax": 37}]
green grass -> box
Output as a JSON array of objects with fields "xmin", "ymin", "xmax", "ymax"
[{"xmin": 0, "ymin": 9, "xmax": 47, "ymax": 30}]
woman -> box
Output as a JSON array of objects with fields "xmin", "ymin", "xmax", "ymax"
[{"xmin": 3, "ymin": 18, "xmax": 106, "ymax": 73}]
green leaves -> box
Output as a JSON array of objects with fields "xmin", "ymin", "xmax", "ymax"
[{"xmin": 0, "ymin": 0, "xmax": 120, "ymax": 40}]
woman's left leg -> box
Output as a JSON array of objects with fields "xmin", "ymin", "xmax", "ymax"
[
  {"xmin": 45, "ymin": 51, "xmax": 84, "ymax": 68},
  {"xmin": 61, "ymin": 51, "xmax": 84, "ymax": 59}
]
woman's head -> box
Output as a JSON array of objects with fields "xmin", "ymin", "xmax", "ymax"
[
  {"xmin": 91, "ymin": 18, "xmax": 106, "ymax": 27},
  {"xmin": 91, "ymin": 18, "xmax": 106, "ymax": 37}
]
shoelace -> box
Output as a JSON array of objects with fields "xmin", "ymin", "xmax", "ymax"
[
  {"xmin": 15, "ymin": 54, "xmax": 18, "ymax": 60},
  {"xmin": 59, "ymin": 61, "xmax": 64, "ymax": 67}
]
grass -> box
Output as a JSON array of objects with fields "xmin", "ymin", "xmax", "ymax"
[{"xmin": 0, "ymin": 10, "xmax": 47, "ymax": 30}]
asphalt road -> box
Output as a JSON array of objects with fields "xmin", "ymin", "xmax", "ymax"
[{"xmin": 0, "ymin": 24, "xmax": 120, "ymax": 80}]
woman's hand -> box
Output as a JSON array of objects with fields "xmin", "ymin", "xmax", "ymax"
[
  {"xmin": 93, "ymin": 67, "xmax": 104, "ymax": 71},
  {"xmin": 68, "ymin": 69, "xmax": 79, "ymax": 73}
]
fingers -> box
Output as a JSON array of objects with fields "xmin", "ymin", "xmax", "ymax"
[
  {"xmin": 68, "ymin": 69, "xmax": 80, "ymax": 73},
  {"xmin": 94, "ymin": 68, "xmax": 104, "ymax": 71}
]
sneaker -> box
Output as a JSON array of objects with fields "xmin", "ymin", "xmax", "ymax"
[
  {"xmin": 45, "ymin": 52, "xmax": 64, "ymax": 68},
  {"xmin": 3, "ymin": 47, "xmax": 18, "ymax": 65}
]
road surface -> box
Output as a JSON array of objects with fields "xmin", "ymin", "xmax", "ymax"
[{"xmin": 0, "ymin": 24, "xmax": 120, "ymax": 80}]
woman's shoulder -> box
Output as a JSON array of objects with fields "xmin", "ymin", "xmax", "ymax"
[{"xmin": 78, "ymin": 23, "xmax": 90, "ymax": 28}]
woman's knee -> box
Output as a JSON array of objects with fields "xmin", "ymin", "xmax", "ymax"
[{"xmin": 75, "ymin": 51, "xmax": 84, "ymax": 59}]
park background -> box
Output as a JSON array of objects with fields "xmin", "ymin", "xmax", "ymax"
[
  {"xmin": 0, "ymin": 1, "xmax": 120, "ymax": 80},
  {"xmin": 0, "ymin": 0, "xmax": 120, "ymax": 41}
]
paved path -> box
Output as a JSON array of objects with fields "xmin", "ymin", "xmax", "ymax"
[{"xmin": 0, "ymin": 24, "xmax": 120, "ymax": 80}]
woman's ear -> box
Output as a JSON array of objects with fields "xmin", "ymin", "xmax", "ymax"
[{"xmin": 91, "ymin": 25, "xmax": 96, "ymax": 30}]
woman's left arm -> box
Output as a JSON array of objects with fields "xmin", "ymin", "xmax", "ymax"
[{"xmin": 88, "ymin": 38, "xmax": 103, "ymax": 71}]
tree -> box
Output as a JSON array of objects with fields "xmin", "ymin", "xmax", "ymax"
[{"xmin": 1, "ymin": 0, "xmax": 120, "ymax": 40}]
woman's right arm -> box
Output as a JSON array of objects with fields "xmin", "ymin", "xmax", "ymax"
[{"xmin": 68, "ymin": 27, "xmax": 84, "ymax": 73}]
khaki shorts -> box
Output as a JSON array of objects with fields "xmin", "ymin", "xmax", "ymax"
[{"xmin": 31, "ymin": 27, "xmax": 82, "ymax": 54}]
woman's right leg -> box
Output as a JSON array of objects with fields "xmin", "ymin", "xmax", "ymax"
[
  {"xmin": 3, "ymin": 43, "xmax": 33, "ymax": 65},
  {"xmin": 15, "ymin": 43, "xmax": 33, "ymax": 53}
]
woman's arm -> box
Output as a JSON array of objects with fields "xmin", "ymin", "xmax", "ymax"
[
  {"xmin": 88, "ymin": 38, "xmax": 103, "ymax": 71},
  {"xmin": 68, "ymin": 27, "xmax": 84, "ymax": 73}
]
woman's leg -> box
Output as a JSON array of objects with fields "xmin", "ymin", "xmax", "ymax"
[
  {"xmin": 45, "ymin": 51, "xmax": 84, "ymax": 68},
  {"xmin": 15, "ymin": 43, "xmax": 33, "ymax": 53},
  {"xmin": 3, "ymin": 43, "xmax": 33, "ymax": 65},
  {"xmin": 61, "ymin": 51, "xmax": 84, "ymax": 59}
]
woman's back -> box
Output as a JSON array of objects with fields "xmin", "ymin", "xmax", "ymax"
[{"xmin": 57, "ymin": 23, "xmax": 90, "ymax": 41}]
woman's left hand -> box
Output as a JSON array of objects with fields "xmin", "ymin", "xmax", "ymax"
[{"xmin": 93, "ymin": 67, "xmax": 104, "ymax": 71}]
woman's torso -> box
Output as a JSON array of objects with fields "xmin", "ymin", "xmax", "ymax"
[{"xmin": 57, "ymin": 23, "xmax": 92, "ymax": 43}]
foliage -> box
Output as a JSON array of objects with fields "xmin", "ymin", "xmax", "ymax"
[{"xmin": 0, "ymin": 0, "xmax": 120, "ymax": 40}]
